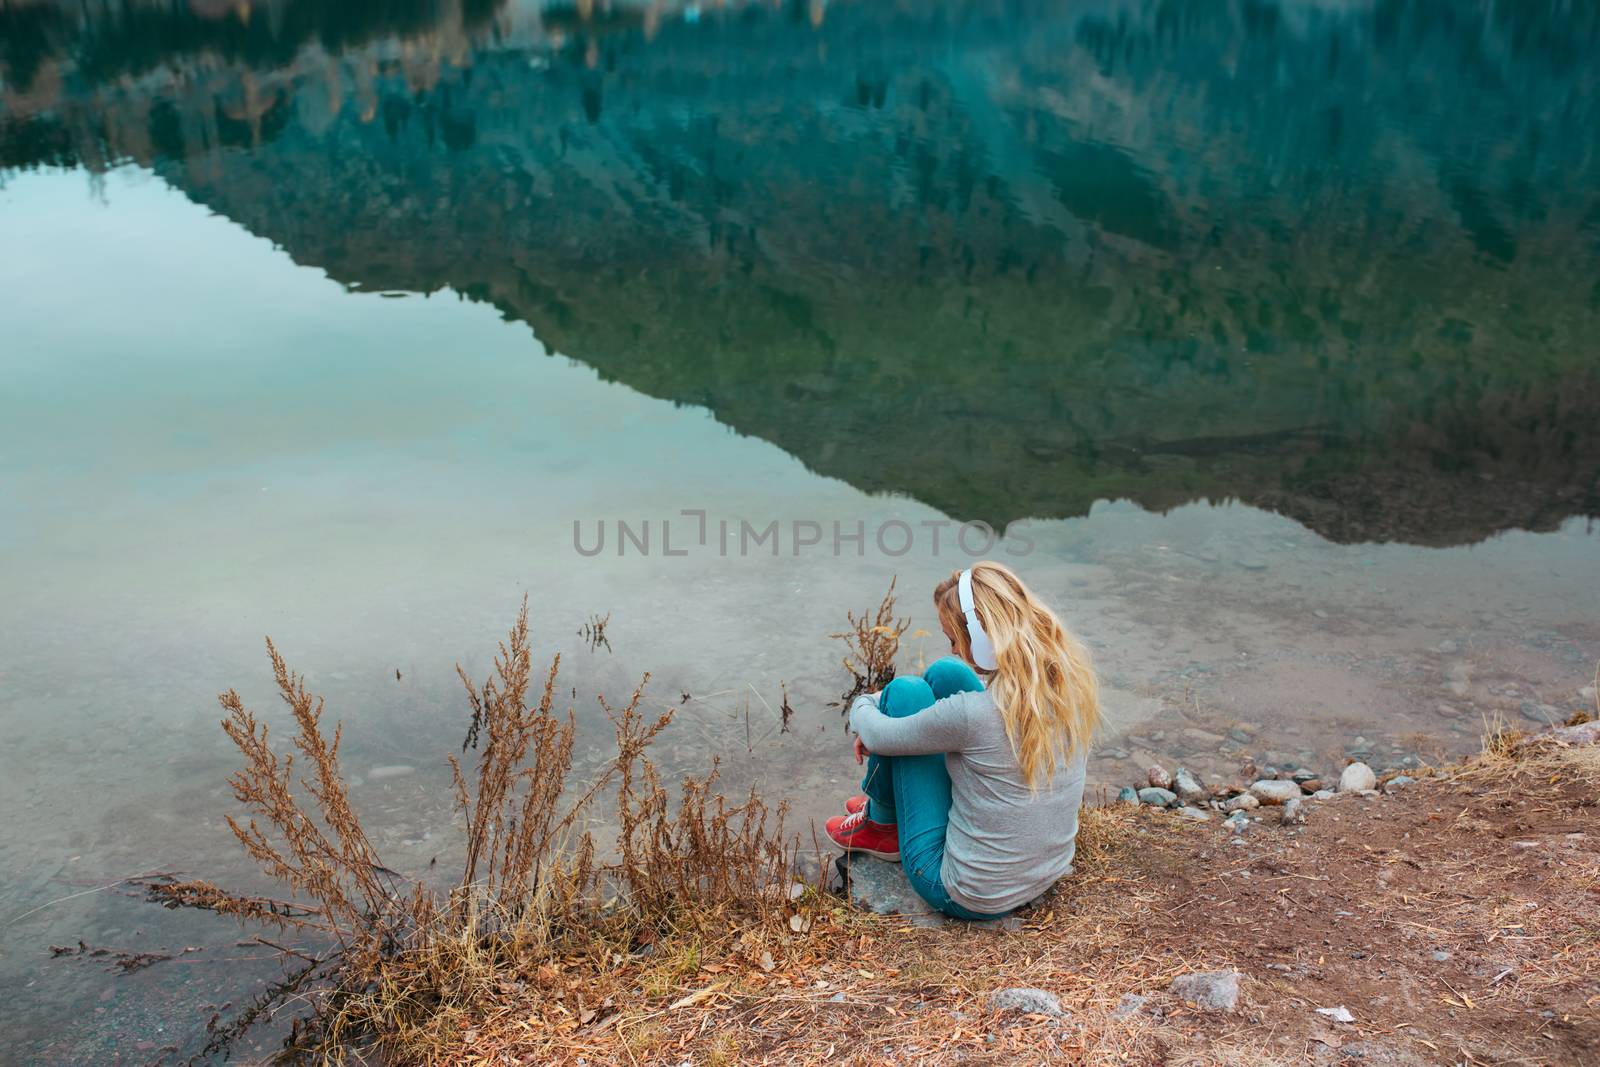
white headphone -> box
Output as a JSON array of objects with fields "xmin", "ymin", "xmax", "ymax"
[{"xmin": 957, "ymin": 568, "xmax": 998, "ymax": 671}]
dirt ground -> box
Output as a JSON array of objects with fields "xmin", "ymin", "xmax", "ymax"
[{"xmin": 450, "ymin": 736, "xmax": 1599, "ymax": 1066}]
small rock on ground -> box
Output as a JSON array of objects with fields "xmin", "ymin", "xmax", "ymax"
[
  {"xmin": 1338, "ymin": 762, "xmax": 1378, "ymax": 792},
  {"xmin": 1111, "ymin": 993, "xmax": 1148, "ymax": 1019},
  {"xmin": 1146, "ymin": 765, "xmax": 1173, "ymax": 790},
  {"xmin": 987, "ymin": 987, "xmax": 1065, "ymax": 1017},
  {"xmin": 1281, "ymin": 798, "xmax": 1306, "ymax": 825},
  {"xmin": 1249, "ymin": 779, "xmax": 1300, "ymax": 805},
  {"xmin": 1176, "ymin": 805, "xmax": 1212, "ymax": 821},
  {"xmin": 1173, "ymin": 767, "xmax": 1207, "ymax": 804},
  {"xmin": 1138, "ymin": 787, "xmax": 1177, "ymax": 807},
  {"xmin": 1168, "ymin": 970, "xmax": 1241, "ymax": 1012}
]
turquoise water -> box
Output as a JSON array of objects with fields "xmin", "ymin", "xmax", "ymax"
[{"xmin": 3, "ymin": 1, "xmax": 1599, "ymax": 1060}]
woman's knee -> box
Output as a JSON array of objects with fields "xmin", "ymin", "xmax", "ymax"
[
  {"xmin": 923, "ymin": 656, "xmax": 984, "ymax": 699},
  {"xmin": 879, "ymin": 675, "xmax": 936, "ymax": 718}
]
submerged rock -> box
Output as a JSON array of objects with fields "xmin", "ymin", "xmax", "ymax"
[
  {"xmin": 1169, "ymin": 970, "xmax": 1241, "ymax": 1012},
  {"xmin": 1338, "ymin": 762, "xmax": 1378, "ymax": 792}
]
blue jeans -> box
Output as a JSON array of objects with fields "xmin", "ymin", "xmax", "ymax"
[{"xmin": 860, "ymin": 657, "xmax": 1008, "ymax": 921}]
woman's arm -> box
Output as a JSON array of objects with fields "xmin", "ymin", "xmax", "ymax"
[{"xmin": 848, "ymin": 691, "xmax": 975, "ymax": 756}]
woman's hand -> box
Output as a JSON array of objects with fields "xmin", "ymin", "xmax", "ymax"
[{"xmin": 853, "ymin": 735, "xmax": 870, "ymax": 765}]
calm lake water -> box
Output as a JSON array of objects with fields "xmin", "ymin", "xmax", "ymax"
[{"xmin": 3, "ymin": 0, "xmax": 1599, "ymax": 1059}]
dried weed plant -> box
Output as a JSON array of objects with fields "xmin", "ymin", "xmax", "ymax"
[
  {"xmin": 142, "ymin": 599, "xmax": 797, "ymax": 1063},
  {"xmin": 829, "ymin": 576, "xmax": 910, "ymax": 711}
]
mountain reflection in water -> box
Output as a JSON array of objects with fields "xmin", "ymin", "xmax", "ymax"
[{"xmin": 3, "ymin": 0, "xmax": 1598, "ymax": 545}]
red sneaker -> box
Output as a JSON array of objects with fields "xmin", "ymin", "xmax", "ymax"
[
  {"xmin": 825, "ymin": 809, "xmax": 900, "ymax": 862},
  {"xmin": 844, "ymin": 795, "xmax": 867, "ymax": 815}
]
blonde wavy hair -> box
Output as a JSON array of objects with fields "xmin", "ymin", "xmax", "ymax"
[{"xmin": 934, "ymin": 561, "xmax": 1100, "ymax": 790}]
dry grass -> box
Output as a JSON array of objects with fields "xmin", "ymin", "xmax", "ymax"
[
  {"xmin": 143, "ymin": 600, "xmax": 798, "ymax": 1064},
  {"xmin": 829, "ymin": 576, "xmax": 910, "ymax": 711}
]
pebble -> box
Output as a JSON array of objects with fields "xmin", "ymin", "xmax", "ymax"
[
  {"xmin": 1221, "ymin": 793, "xmax": 1260, "ymax": 813},
  {"xmin": 1138, "ymin": 787, "xmax": 1177, "ymax": 808},
  {"xmin": 1173, "ymin": 768, "xmax": 1207, "ymax": 804},
  {"xmin": 1337, "ymin": 762, "xmax": 1377, "ymax": 792},
  {"xmin": 1249, "ymin": 780, "xmax": 1300, "ymax": 805},
  {"xmin": 1435, "ymin": 704, "xmax": 1462, "ymax": 719},
  {"xmin": 1312, "ymin": 789, "xmax": 1335, "ymax": 800},
  {"xmin": 1431, "ymin": 950, "xmax": 1451, "ymax": 962},
  {"xmin": 1223, "ymin": 812, "xmax": 1249, "ymax": 833},
  {"xmin": 1168, "ymin": 970, "xmax": 1240, "ymax": 1012},
  {"xmin": 1111, "ymin": 993, "xmax": 1148, "ymax": 1019},
  {"xmin": 1146, "ymin": 765, "xmax": 1173, "ymax": 790},
  {"xmin": 987, "ymin": 988, "xmax": 1065, "ymax": 1017},
  {"xmin": 1296, "ymin": 778, "xmax": 1323, "ymax": 793},
  {"xmin": 1384, "ymin": 775, "xmax": 1417, "ymax": 792},
  {"xmin": 1280, "ymin": 798, "xmax": 1306, "ymax": 826},
  {"xmin": 369, "ymin": 765, "xmax": 416, "ymax": 781},
  {"xmin": 1175, "ymin": 806, "xmax": 1212, "ymax": 822},
  {"xmin": 1117, "ymin": 786, "xmax": 1140, "ymax": 806},
  {"xmin": 1436, "ymin": 640, "xmax": 1459, "ymax": 655}
]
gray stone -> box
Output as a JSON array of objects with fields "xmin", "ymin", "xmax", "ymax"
[
  {"xmin": 1173, "ymin": 767, "xmax": 1207, "ymax": 804},
  {"xmin": 368, "ymin": 764, "xmax": 415, "ymax": 780},
  {"xmin": 987, "ymin": 987, "xmax": 1065, "ymax": 1017},
  {"xmin": 1249, "ymin": 779, "xmax": 1300, "ymax": 805},
  {"xmin": 1138, "ymin": 787, "xmax": 1177, "ymax": 807},
  {"xmin": 1117, "ymin": 786, "xmax": 1140, "ymax": 806},
  {"xmin": 1436, "ymin": 639, "xmax": 1460, "ymax": 655},
  {"xmin": 1431, "ymin": 950, "xmax": 1451, "ymax": 962},
  {"xmin": 1168, "ymin": 970, "xmax": 1241, "ymax": 1012},
  {"xmin": 1435, "ymin": 704, "xmax": 1462, "ymax": 719},
  {"xmin": 1175, "ymin": 806, "xmax": 1212, "ymax": 822},
  {"xmin": 1338, "ymin": 762, "xmax": 1378, "ymax": 792},
  {"xmin": 1146, "ymin": 765, "xmax": 1173, "ymax": 790},
  {"xmin": 835, "ymin": 855, "xmax": 943, "ymax": 927},
  {"xmin": 1280, "ymin": 798, "xmax": 1306, "ymax": 825},
  {"xmin": 1222, "ymin": 793, "xmax": 1260, "ymax": 813},
  {"xmin": 1312, "ymin": 789, "xmax": 1336, "ymax": 800},
  {"xmin": 1223, "ymin": 812, "xmax": 1249, "ymax": 833},
  {"xmin": 1383, "ymin": 775, "xmax": 1417, "ymax": 793},
  {"xmin": 1112, "ymin": 993, "xmax": 1148, "ymax": 1019}
]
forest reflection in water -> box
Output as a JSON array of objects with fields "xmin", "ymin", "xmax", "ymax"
[{"xmin": 3, "ymin": 0, "xmax": 1598, "ymax": 545}]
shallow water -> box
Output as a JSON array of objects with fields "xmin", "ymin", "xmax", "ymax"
[{"xmin": 2, "ymin": 0, "xmax": 1599, "ymax": 1060}]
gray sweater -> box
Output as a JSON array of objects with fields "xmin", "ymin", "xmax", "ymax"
[{"xmin": 848, "ymin": 688, "xmax": 1087, "ymax": 914}]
